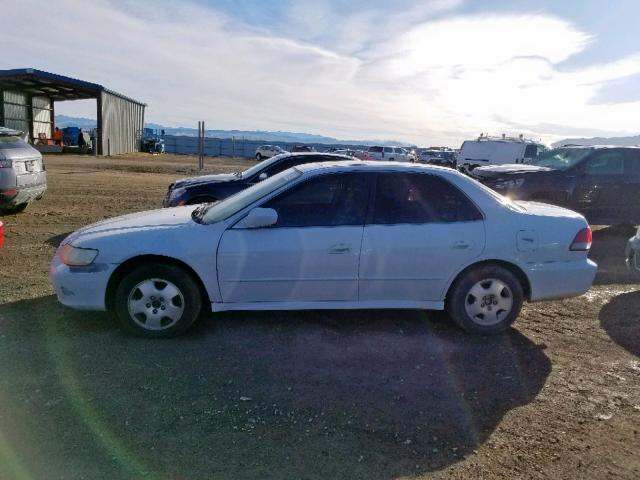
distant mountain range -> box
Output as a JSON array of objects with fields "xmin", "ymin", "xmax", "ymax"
[
  {"xmin": 55, "ymin": 115, "xmax": 412, "ymax": 147},
  {"xmin": 553, "ymin": 134, "xmax": 640, "ymax": 148}
]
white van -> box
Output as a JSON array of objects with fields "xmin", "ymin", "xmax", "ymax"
[
  {"xmin": 366, "ymin": 146, "xmax": 414, "ymax": 162},
  {"xmin": 457, "ymin": 135, "xmax": 548, "ymax": 172}
]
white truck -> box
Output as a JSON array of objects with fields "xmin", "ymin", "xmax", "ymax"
[{"xmin": 457, "ymin": 135, "xmax": 548, "ymax": 173}]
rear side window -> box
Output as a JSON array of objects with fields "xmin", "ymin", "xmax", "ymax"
[
  {"xmin": 384, "ymin": 147, "xmax": 393, "ymax": 153},
  {"xmin": 585, "ymin": 151, "xmax": 625, "ymax": 175},
  {"xmin": 264, "ymin": 173, "xmax": 369, "ymax": 227},
  {"xmin": 369, "ymin": 146, "xmax": 383, "ymax": 153},
  {"xmin": 371, "ymin": 173, "xmax": 483, "ymax": 224}
]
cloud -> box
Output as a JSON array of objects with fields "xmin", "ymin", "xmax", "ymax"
[{"xmin": 1, "ymin": 0, "xmax": 640, "ymax": 145}]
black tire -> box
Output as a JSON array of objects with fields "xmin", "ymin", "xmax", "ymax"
[
  {"xmin": 255, "ymin": 153, "xmax": 262, "ymax": 161},
  {"xmin": 114, "ymin": 263, "xmax": 203, "ymax": 338},
  {"xmin": 0, "ymin": 203, "xmax": 28, "ymax": 215},
  {"xmin": 446, "ymin": 265, "xmax": 523, "ymax": 335}
]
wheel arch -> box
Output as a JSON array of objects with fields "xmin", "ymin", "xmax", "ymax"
[
  {"xmin": 105, "ymin": 254, "xmax": 211, "ymax": 311},
  {"xmin": 445, "ymin": 259, "xmax": 532, "ymax": 302}
]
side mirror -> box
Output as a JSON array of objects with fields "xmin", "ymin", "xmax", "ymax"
[
  {"xmin": 258, "ymin": 172, "xmax": 268, "ymax": 181},
  {"xmin": 237, "ymin": 208, "xmax": 278, "ymax": 229}
]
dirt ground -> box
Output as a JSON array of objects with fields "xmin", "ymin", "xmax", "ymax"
[{"xmin": 0, "ymin": 153, "xmax": 638, "ymax": 480}]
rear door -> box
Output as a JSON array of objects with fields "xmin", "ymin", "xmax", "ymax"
[
  {"xmin": 359, "ymin": 173, "xmax": 485, "ymax": 302},
  {"xmin": 570, "ymin": 149, "xmax": 626, "ymax": 221}
]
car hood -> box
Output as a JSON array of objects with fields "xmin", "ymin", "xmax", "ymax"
[
  {"xmin": 173, "ymin": 173, "xmax": 239, "ymax": 188},
  {"xmin": 63, "ymin": 206, "xmax": 198, "ymax": 245},
  {"xmin": 473, "ymin": 164, "xmax": 554, "ymax": 179}
]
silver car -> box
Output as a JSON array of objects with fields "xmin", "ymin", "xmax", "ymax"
[{"xmin": 0, "ymin": 127, "xmax": 47, "ymax": 214}]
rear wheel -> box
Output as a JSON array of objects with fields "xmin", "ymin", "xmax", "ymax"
[
  {"xmin": 114, "ymin": 264, "xmax": 203, "ymax": 338},
  {"xmin": 446, "ymin": 265, "xmax": 523, "ymax": 334},
  {"xmin": 0, "ymin": 203, "xmax": 28, "ymax": 215},
  {"xmin": 255, "ymin": 153, "xmax": 262, "ymax": 161}
]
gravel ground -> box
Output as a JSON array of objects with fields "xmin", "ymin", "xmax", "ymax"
[{"xmin": 0, "ymin": 154, "xmax": 638, "ymax": 480}]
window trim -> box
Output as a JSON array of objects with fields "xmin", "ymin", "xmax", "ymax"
[{"xmin": 366, "ymin": 172, "xmax": 485, "ymax": 226}]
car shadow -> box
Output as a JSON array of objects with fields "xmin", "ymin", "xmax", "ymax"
[
  {"xmin": 590, "ymin": 224, "xmax": 640, "ymax": 285},
  {"xmin": 599, "ymin": 290, "xmax": 640, "ymax": 357},
  {"xmin": 0, "ymin": 296, "xmax": 551, "ymax": 480},
  {"xmin": 45, "ymin": 232, "xmax": 73, "ymax": 248}
]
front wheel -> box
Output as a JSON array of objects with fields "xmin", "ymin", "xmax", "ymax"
[
  {"xmin": 446, "ymin": 265, "xmax": 523, "ymax": 335},
  {"xmin": 114, "ymin": 264, "xmax": 203, "ymax": 338},
  {"xmin": 255, "ymin": 153, "xmax": 262, "ymax": 161}
]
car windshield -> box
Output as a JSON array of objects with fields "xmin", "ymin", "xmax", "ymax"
[
  {"xmin": 528, "ymin": 148, "xmax": 591, "ymax": 170},
  {"xmin": 239, "ymin": 154, "xmax": 288, "ymax": 178},
  {"xmin": 197, "ymin": 167, "xmax": 303, "ymax": 224}
]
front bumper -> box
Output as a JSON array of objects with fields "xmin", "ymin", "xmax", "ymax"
[
  {"xmin": 49, "ymin": 255, "xmax": 117, "ymax": 311},
  {"xmin": 625, "ymin": 236, "xmax": 640, "ymax": 273},
  {"xmin": 527, "ymin": 259, "xmax": 598, "ymax": 301}
]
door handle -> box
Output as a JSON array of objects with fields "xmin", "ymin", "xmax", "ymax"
[
  {"xmin": 451, "ymin": 240, "xmax": 471, "ymax": 250},
  {"xmin": 329, "ymin": 243, "xmax": 351, "ymax": 254}
]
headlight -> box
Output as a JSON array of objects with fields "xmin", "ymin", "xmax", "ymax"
[
  {"xmin": 494, "ymin": 178, "xmax": 525, "ymax": 190},
  {"xmin": 58, "ymin": 244, "xmax": 99, "ymax": 266}
]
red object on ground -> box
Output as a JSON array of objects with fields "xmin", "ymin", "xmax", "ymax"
[{"xmin": 0, "ymin": 221, "xmax": 4, "ymax": 249}]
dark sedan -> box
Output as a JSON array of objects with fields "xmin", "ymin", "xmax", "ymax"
[
  {"xmin": 164, "ymin": 152, "xmax": 354, "ymax": 207},
  {"xmin": 472, "ymin": 146, "xmax": 640, "ymax": 223}
]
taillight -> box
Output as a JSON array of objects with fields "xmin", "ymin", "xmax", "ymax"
[{"xmin": 570, "ymin": 227, "xmax": 592, "ymax": 251}]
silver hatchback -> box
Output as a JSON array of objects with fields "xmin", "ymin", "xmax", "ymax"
[{"xmin": 0, "ymin": 127, "xmax": 47, "ymax": 214}]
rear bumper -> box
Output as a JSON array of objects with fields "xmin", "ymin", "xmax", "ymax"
[
  {"xmin": 49, "ymin": 255, "xmax": 116, "ymax": 311},
  {"xmin": 527, "ymin": 259, "xmax": 597, "ymax": 301},
  {"xmin": 625, "ymin": 236, "xmax": 640, "ymax": 273},
  {"xmin": 0, "ymin": 179, "xmax": 47, "ymax": 207}
]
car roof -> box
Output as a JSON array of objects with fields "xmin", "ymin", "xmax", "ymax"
[
  {"xmin": 295, "ymin": 160, "xmax": 456, "ymax": 175},
  {"xmin": 0, "ymin": 126, "xmax": 23, "ymax": 136},
  {"xmin": 555, "ymin": 145, "xmax": 640, "ymax": 150}
]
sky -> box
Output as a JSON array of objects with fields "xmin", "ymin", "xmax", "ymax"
[{"xmin": 2, "ymin": 0, "xmax": 640, "ymax": 146}]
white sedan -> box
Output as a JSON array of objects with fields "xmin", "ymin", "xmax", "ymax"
[{"xmin": 50, "ymin": 162, "xmax": 597, "ymax": 337}]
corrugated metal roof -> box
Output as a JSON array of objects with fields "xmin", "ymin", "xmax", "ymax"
[{"xmin": 0, "ymin": 68, "xmax": 146, "ymax": 106}]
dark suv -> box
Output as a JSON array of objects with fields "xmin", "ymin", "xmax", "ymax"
[
  {"xmin": 164, "ymin": 152, "xmax": 354, "ymax": 207},
  {"xmin": 472, "ymin": 146, "xmax": 640, "ymax": 223}
]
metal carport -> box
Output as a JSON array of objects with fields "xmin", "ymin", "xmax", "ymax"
[{"xmin": 0, "ymin": 68, "xmax": 146, "ymax": 155}]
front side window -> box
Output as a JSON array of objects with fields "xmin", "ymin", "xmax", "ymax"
[
  {"xmin": 372, "ymin": 173, "xmax": 483, "ymax": 224},
  {"xmin": 584, "ymin": 151, "xmax": 625, "ymax": 175},
  {"xmin": 202, "ymin": 168, "xmax": 303, "ymax": 224},
  {"xmin": 524, "ymin": 144, "xmax": 537, "ymax": 158},
  {"xmin": 263, "ymin": 173, "xmax": 369, "ymax": 227},
  {"xmin": 263, "ymin": 158, "xmax": 300, "ymax": 177}
]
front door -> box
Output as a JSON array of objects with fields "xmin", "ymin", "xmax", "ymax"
[
  {"xmin": 359, "ymin": 173, "xmax": 485, "ymax": 302},
  {"xmin": 571, "ymin": 149, "xmax": 626, "ymax": 221},
  {"xmin": 217, "ymin": 173, "xmax": 370, "ymax": 303}
]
